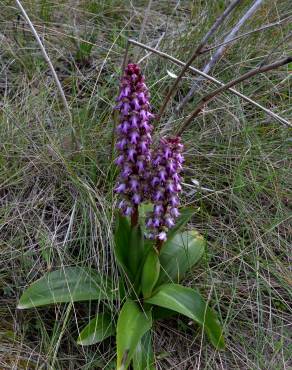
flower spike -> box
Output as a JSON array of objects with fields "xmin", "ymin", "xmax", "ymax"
[
  {"xmin": 115, "ymin": 64, "xmax": 153, "ymax": 220},
  {"xmin": 147, "ymin": 136, "xmax": 184, "ymax": 241}
]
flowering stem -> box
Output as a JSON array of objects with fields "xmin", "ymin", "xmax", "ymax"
[
  {"xmin": 155, "ymin": 238, "xmax": 164, "ymax": 253},
  {"xmin": 146, "ymin": 137, "xmax": 184, "ymax": 241},
  {"xmin": 114, "ymin": 63, "xmax": 154, "ymax": 218},
  {"xmin": 131, "ymin": 206, "xmax": 139, "ymax": 227}
]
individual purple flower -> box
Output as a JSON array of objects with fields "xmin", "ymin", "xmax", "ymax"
[
  {"xmin": 115, "ymin": 63, "xmax": 153, "ymax": 217},
  {"xmin": 146, "ymin": 136, "xmax": 184, "ymax": 240}
]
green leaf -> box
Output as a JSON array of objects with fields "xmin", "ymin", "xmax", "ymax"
[
  {"xmin": 128, "ymin": 225, "xmax": 145, "ymax": 278},
  {"xmin": 145, "ymin": 284, "xmax": 224, "ymax": 349},
  {"xmin": 114, "ymin": 213, "xmax": 133, "ymax": 279},
  {"xmin": 18, "ymin": 267, "xmax": 112, "ymax": 309},
  {"xmin": 158, "ymin": 230, "xmax": 205, "ymax": 284},
  {"xmin": 77, "ymin": 313, "xmax": 115, "ymax": 346},
  {"xmin": 117, "ymin": 299, "xmax": 152, "ymax": 370},
  {"xmin": 132, "ymin": 331, "xmax": 155, "ymax": 370},
  {"xmin": 167, "ymin": 207, "xmax": 197, "ymax": 241},
  {"xmin": 141, "ymin": 249, "xmax": 160, "ymax": 298}
]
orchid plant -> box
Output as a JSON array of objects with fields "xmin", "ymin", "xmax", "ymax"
[{"xmin": 18, "ymin": 63, "xmax": 224, "ymax": 369}]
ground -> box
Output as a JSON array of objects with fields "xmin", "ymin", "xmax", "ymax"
[{"xmin": 0, "ymin": 1, "xmax": 291, "ymax": 369}]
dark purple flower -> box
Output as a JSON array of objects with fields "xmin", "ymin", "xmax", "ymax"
[
  {"xmin": 146, "ymin": 136, "xmax": 184, "ymax": 240},
  {"xmin": 115, "ymin": 63, "xmax": 153, "ymax": 216}
]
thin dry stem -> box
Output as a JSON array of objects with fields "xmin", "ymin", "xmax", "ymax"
[
  {"xmin": 128, "ymin": 38, "xmax": 291, "ymax": 128},
  {"xmin": 177, "ymin": 56, "xmax": 292, "ymax": 135},
  {"xmin": 178, "ymin": 0, "xmax": 264, "ymax": 110},
  {"xmin": 198, "ymin": 16, "xmax": 292, "ymax": 55},
  {"xmin": 15, "ymin": 0, "xmax": 79, "ymax": 150},
  {"xmin": 138, "ymin": 0, "xmax": 153, "ymax": 43},
  {"xmin": 15, "ymin": 1, "xmax": 72, "ymax": 121},
  {"xmin": 157, "ymin": 0, "xmax": 241, "ymax": 121}
]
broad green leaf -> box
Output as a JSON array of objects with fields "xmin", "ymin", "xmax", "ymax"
[
  {"xmin": 132, "ymin": 331, "xmax": 155, "ymax": 370},
  {"xmin": 128, "ymin": 225, "xmax": 145, "ymax": 278},
  {"xmin": 117, "ymin": 299, "xmax": 152, "ymax": 370},
  {"xmin": 77, "ymin": 313, "xmax": 115, "ymax": 346},
  {"xmin": 167, "ymin": 207, "xmax": 196, "ymax": 241},
  {"xmin": 18, "ymin": 267, "xmax": 112, "ymax": 309},
  {"xmin": 145, "ymin": 284, "xmax": 224, "ymax": 349},
  {"xmin": 114, "ymin": 213, "xmax": 131, "ymax": 276},
  {"xmin": 141, "ymin": 249, "xmax": 160, "ymax": 298},
  {"xmin": 158, "ymin": 230, "xmax": 205, "ymax": 284}
]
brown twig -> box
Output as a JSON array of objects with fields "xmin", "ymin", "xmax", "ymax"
[
  {"xmin": 177, "ymin": 0, "xmax": 264, "ymax": 111},
  {"xmin": 176, "ymin": 56, "xmax": 292, "ymax": 136},
  {"xmin": 156, "ymin": 0, "xmax": 241, "ymax": 121},
  {"xmin": 128, "ymin": 38, "xmax": 291, "ymax": 127}
]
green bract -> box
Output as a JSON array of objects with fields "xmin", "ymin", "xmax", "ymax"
[{"xmin": 18, "ymin": 208, "xmax": 225, "ymax": 369}]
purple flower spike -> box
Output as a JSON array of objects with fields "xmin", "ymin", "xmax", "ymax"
[
  {"xmin": 146, "ymin": 136, "xmax": 184, "ymax": 240},
  {"xmin": 115, "ymin": 63, "xmax": 154, "ymax": 217}
]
